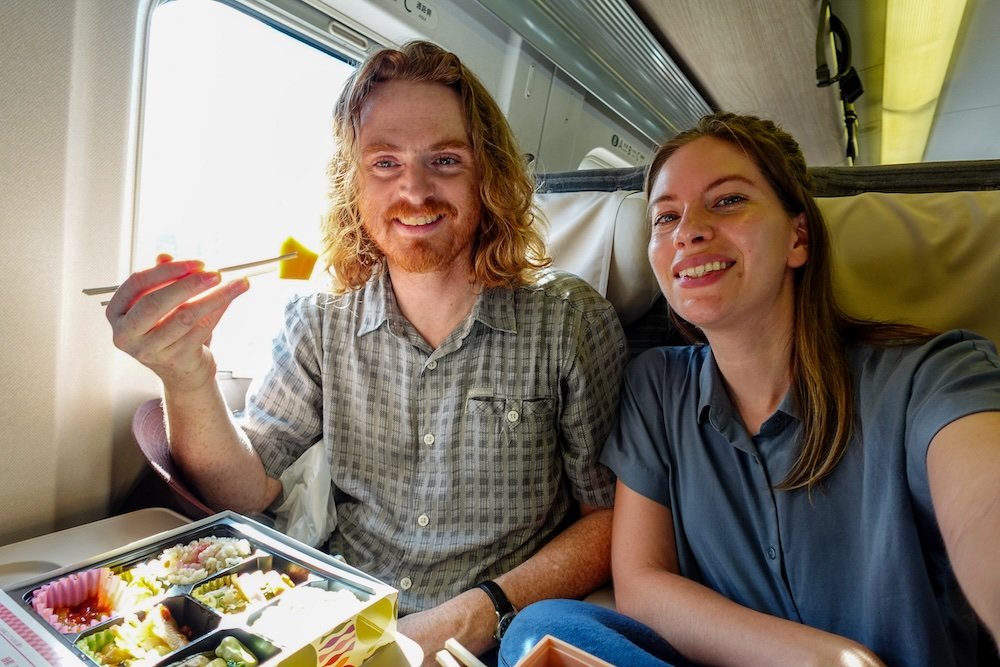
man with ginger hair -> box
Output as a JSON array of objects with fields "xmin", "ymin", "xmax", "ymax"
[{"xmin": 108, "ymin": 40, "xmax": 626, "ymax": 662}]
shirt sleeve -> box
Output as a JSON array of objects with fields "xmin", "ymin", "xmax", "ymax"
[
  {"xmin": 905, "ymin": 330, "xmax": 1000, "ymax": 505},
  {"xmin": 240, "ymin": 294, "xmax": 326, "ymax": 478},
  {"xmin": 600, "ymin": 349, "xmax": 675, "ymax": 508},
  {"xmin": 559, "ymin": 287, "xmax": 628, "ymax": 508}
]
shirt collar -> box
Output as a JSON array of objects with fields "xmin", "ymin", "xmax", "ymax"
[
  {"xmin": 696, "ymin": 348, "xmax": 799, "ymax": 443},
  {"xmin": 697, "ymin": 348, "xmax": 732, "ymax": 429},
  {"xmin": 355, "ymin": 270, "xmax": 519, "ymax": 338},
  {"xmin": 472, "ymin": 286, "xmax": 517, "ymax": 334},
  {"xmin": 357, "ymin": 270, "xmax": 391, "ymax": 337}
]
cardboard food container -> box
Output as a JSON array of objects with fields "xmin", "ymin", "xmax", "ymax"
[
  {"xmin": 515, "ymin": 635, "xmax": 613, "ymax": 667},
  {"xmin": 2, "ymin": 511, "xmax": 398, "ymax": 667}
]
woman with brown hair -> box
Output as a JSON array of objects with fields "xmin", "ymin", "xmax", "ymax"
[{"xmin": 500, "ymin": 113, "xmax": 1000, "ymax": 667}]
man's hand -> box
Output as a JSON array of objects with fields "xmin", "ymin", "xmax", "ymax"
[
  {"xmin": 397, "ymin": 588, "xmax": 497, "ymax": 667},
  {"xmin": 107, "ymin": 254, "xmax": 249, "ymax": 392}
]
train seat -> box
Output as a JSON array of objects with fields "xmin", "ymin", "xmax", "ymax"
[{"xmin": 131, "ymin": 398, "xmax": 216, "ymax": 519}]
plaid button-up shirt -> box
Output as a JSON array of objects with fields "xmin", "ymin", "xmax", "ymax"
[{"xmin": 244, "ymin": 269, "xmax": 626, "ymax": 613}]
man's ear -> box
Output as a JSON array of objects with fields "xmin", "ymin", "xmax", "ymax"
[{"xmin": 788, "ymin": 212, "xmax": 809, "ymax": 269}]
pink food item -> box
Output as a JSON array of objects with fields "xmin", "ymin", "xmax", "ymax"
[{"xmin": 31, "ymin": 567, "xmax": 124, "ymax": 634}]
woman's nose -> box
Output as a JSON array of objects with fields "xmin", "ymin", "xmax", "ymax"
[{"xmin": 674, "ymin": 209, "xmax": 713, "ymax": 247}]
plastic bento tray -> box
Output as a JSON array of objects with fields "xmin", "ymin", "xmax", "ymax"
[{"xmin": 4, "ymin": 511, "xmax": 398, "ymax": 667}]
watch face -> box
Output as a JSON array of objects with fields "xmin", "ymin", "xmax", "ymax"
[{"xmin": 496, "ymin": 611, "xmax": 517, "ymax": 641}]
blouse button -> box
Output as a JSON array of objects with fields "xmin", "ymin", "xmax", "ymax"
[{"xmin": 767, "ymin": 545, "xmax": 777, "ymax": 560}]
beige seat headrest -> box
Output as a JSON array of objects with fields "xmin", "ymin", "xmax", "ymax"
[
  {"xmin": 536, "ymin": 190, "xmax": 660, "ymax": 326},
  {"xmin": 536, "ymin": 187, "xmax": 1000, "ymax": 345}
]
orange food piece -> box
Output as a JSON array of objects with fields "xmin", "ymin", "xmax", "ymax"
[
  {"xmin": 278, "ymin": 237, "xmax": 319, "ymax": 280},
  {"xmin": 55, "ymin": 594, "xmax": 110, "ymax": 626}
]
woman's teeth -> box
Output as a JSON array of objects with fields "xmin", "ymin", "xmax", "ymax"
[{"xmin": 678, "ymin": 261, "xmax": 732, "ymax": 278}]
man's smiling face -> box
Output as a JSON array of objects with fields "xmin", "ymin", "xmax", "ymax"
[{"xmin": 357, "ymin": 79, "xmax": 482, "ymax": 276}]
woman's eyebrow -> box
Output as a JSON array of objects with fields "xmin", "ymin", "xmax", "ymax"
[
  {"xmin": 649, "ymin": 174, "xmax": 756, "ymax": 207},
  {"xmin": 704, "ymin": 174, "xmax": 756, "ymax": 191}
]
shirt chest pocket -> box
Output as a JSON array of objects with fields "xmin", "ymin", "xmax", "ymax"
[{"xmin": 464, "ymin": 395, "xmax": 555, "ymax": 450}]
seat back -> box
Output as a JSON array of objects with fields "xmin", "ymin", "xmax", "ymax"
[{"xmin": 131, "ymin": 398, "xmax": 214, "ymax": 518}]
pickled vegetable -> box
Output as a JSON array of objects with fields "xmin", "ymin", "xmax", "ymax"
[{"xmin": 278, "ymin": 237, "xmax": 318, "ymax": 280}]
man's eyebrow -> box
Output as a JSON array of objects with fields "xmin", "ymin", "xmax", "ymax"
[
  {"xmin": 360, "ymin": 139, "xmax": 472, "ymax": 155},
  {"xmin": 430, "ymin": 139, "xmax": 473, "ymax": 152},
  {"xmin": 361, "ymin": 142, "xmax": 398, "ymax": 155},
  {"xmin": 648, "ymin": 174, "xmax": 757, "ymax": 206}
]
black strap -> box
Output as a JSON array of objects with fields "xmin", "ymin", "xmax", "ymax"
[{"xmin": 476, "ymin": 580, "xmax": 515, "ymax": 616}]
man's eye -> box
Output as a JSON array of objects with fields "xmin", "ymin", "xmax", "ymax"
[{"xmin": 373, "ymin": 159, "xmax": 396, "ymax": 169}]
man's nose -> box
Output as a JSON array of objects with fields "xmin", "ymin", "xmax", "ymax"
[{"xmin": 399, "ymin": 163, "xmax": 434, "ymax": 202}]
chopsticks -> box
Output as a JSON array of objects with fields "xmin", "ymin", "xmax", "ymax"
[
  {"xmin": 82, "ymin": 252, "xmax": 298, "ymax": 296},
  {"xmin": 435, "ymin": 639, "xmax": 489, "ymax": 667}
]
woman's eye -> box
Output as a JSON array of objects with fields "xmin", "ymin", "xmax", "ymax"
[
  {"xmin": 653, "ymin": 212, "xmax": 679, "ymax": 227},
  {"xmin": 716, "ymin": 194, "xmax": 746, "ymax": 207},
  {"xmin": 434, "ymin": 156, "xmax": 459, "ymax": 166}
]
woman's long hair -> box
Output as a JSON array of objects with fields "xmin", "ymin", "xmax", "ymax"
[
  {"xmin": 646, "ymin": 112, "xmax": 936, "ymax": 491},
  {"xmin": 323, "ymin": 40, "xmax": 550, "ymax": 292}
]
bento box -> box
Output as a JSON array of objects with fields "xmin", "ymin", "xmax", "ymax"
[{"xmin": 3, "ymin": 511, "xmax": 398, "ymax": 667}]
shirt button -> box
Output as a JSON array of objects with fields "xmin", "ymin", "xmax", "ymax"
[
  {"xmin": 427, "ymin": 360, "xmax": 437, "ymax": 370},
  {"xmin": 506, "ymin": 410, "xmax": 520, "ymax": 423},
  {"xmin": 417, "ymin": 513, "xmax": 430, "ymax": 527},
  {"xmin": 399, "ymin": 577, "xmax": 412, "ymax": 590},
  {"xmin": 423, "ymin": 433, "xmax": 435, "ymax": 446},
  {"xmin": 767, "ymin": 545, "xmax": 777, "ymax": 560}
]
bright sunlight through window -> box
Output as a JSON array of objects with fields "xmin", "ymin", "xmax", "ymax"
[{"xmin": 136, "ymin": 0, "xmax": 354, "ymax": 378}]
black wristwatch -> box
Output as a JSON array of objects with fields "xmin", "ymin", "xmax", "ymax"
[{"xmin": 476, "ymin": 580, "xmax": 517, "ymax": 641}]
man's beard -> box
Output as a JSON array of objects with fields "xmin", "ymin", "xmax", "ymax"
[{"xmin": 364, "ymin": 199, "xmax": 479, "ymax": 274}]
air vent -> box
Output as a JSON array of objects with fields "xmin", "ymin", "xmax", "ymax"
[{"xmin": 475, "ymin": 0, "xmax": 712, "ymax": 143}]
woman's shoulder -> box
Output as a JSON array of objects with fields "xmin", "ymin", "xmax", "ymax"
[
  {"xmin": 850, "ymin": 329, "xmax": 1000, "ymax": 399},
  {"xmin": 852, "ymin": 329, "xmax": 998, "ymax": 365},
  {"xmin": 627, "ymin": 343, "xmax": 710, "ymax": 379}
]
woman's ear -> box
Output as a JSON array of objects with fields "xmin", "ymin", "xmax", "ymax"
[{"xmin": 787, "ymin": 212, "xmax": 809, "ymax": 269}]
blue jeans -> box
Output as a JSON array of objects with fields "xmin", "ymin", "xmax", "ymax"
[{"xmin": 497, "ymin": 599, "xmax": 694, "ymax": 667}]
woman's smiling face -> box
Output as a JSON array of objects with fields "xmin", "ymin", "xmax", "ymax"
[{"xmin": 647, "ymin": 136, "xmax": 809, "ymax": 336}]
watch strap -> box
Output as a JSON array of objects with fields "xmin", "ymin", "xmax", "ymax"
[{"xmin": 475, "ymin": 580, "xmax": 516, "ymax": 640}]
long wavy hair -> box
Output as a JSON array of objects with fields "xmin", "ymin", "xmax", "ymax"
[
  {"xmin": 646, "ymin": 112, "xmax": 936, "ymax": 491},
  {"xmin": 322, "ymin": 40, "xmax": 550, "ymax": 292}
]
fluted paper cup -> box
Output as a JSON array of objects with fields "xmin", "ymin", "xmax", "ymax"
[{"xmin": 30, "ymin": 567, "xmax": 121, "ymax": 634}]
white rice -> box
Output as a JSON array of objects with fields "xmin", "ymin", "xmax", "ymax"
[{"xmin": 250, "ymin": 586, "xmax": 363, "ymax": 645}]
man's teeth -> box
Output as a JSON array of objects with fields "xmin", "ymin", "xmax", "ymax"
[
  {"xmin": 399, "ymin": 215, "xmax": 439, "ymax": 226},
  {"xmin": 679, "ymin": 261, "xmax": 731, "ymax": 278}
]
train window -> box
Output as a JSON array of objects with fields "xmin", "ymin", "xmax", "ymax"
[{"xmin": 135, "ymin": 0, "xmax": 354, "ymax": 378}]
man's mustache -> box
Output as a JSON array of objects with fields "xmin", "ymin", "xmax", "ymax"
[{"xmin": 384, "ymin": 200, "xmax": 457, "ymax": 222}]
